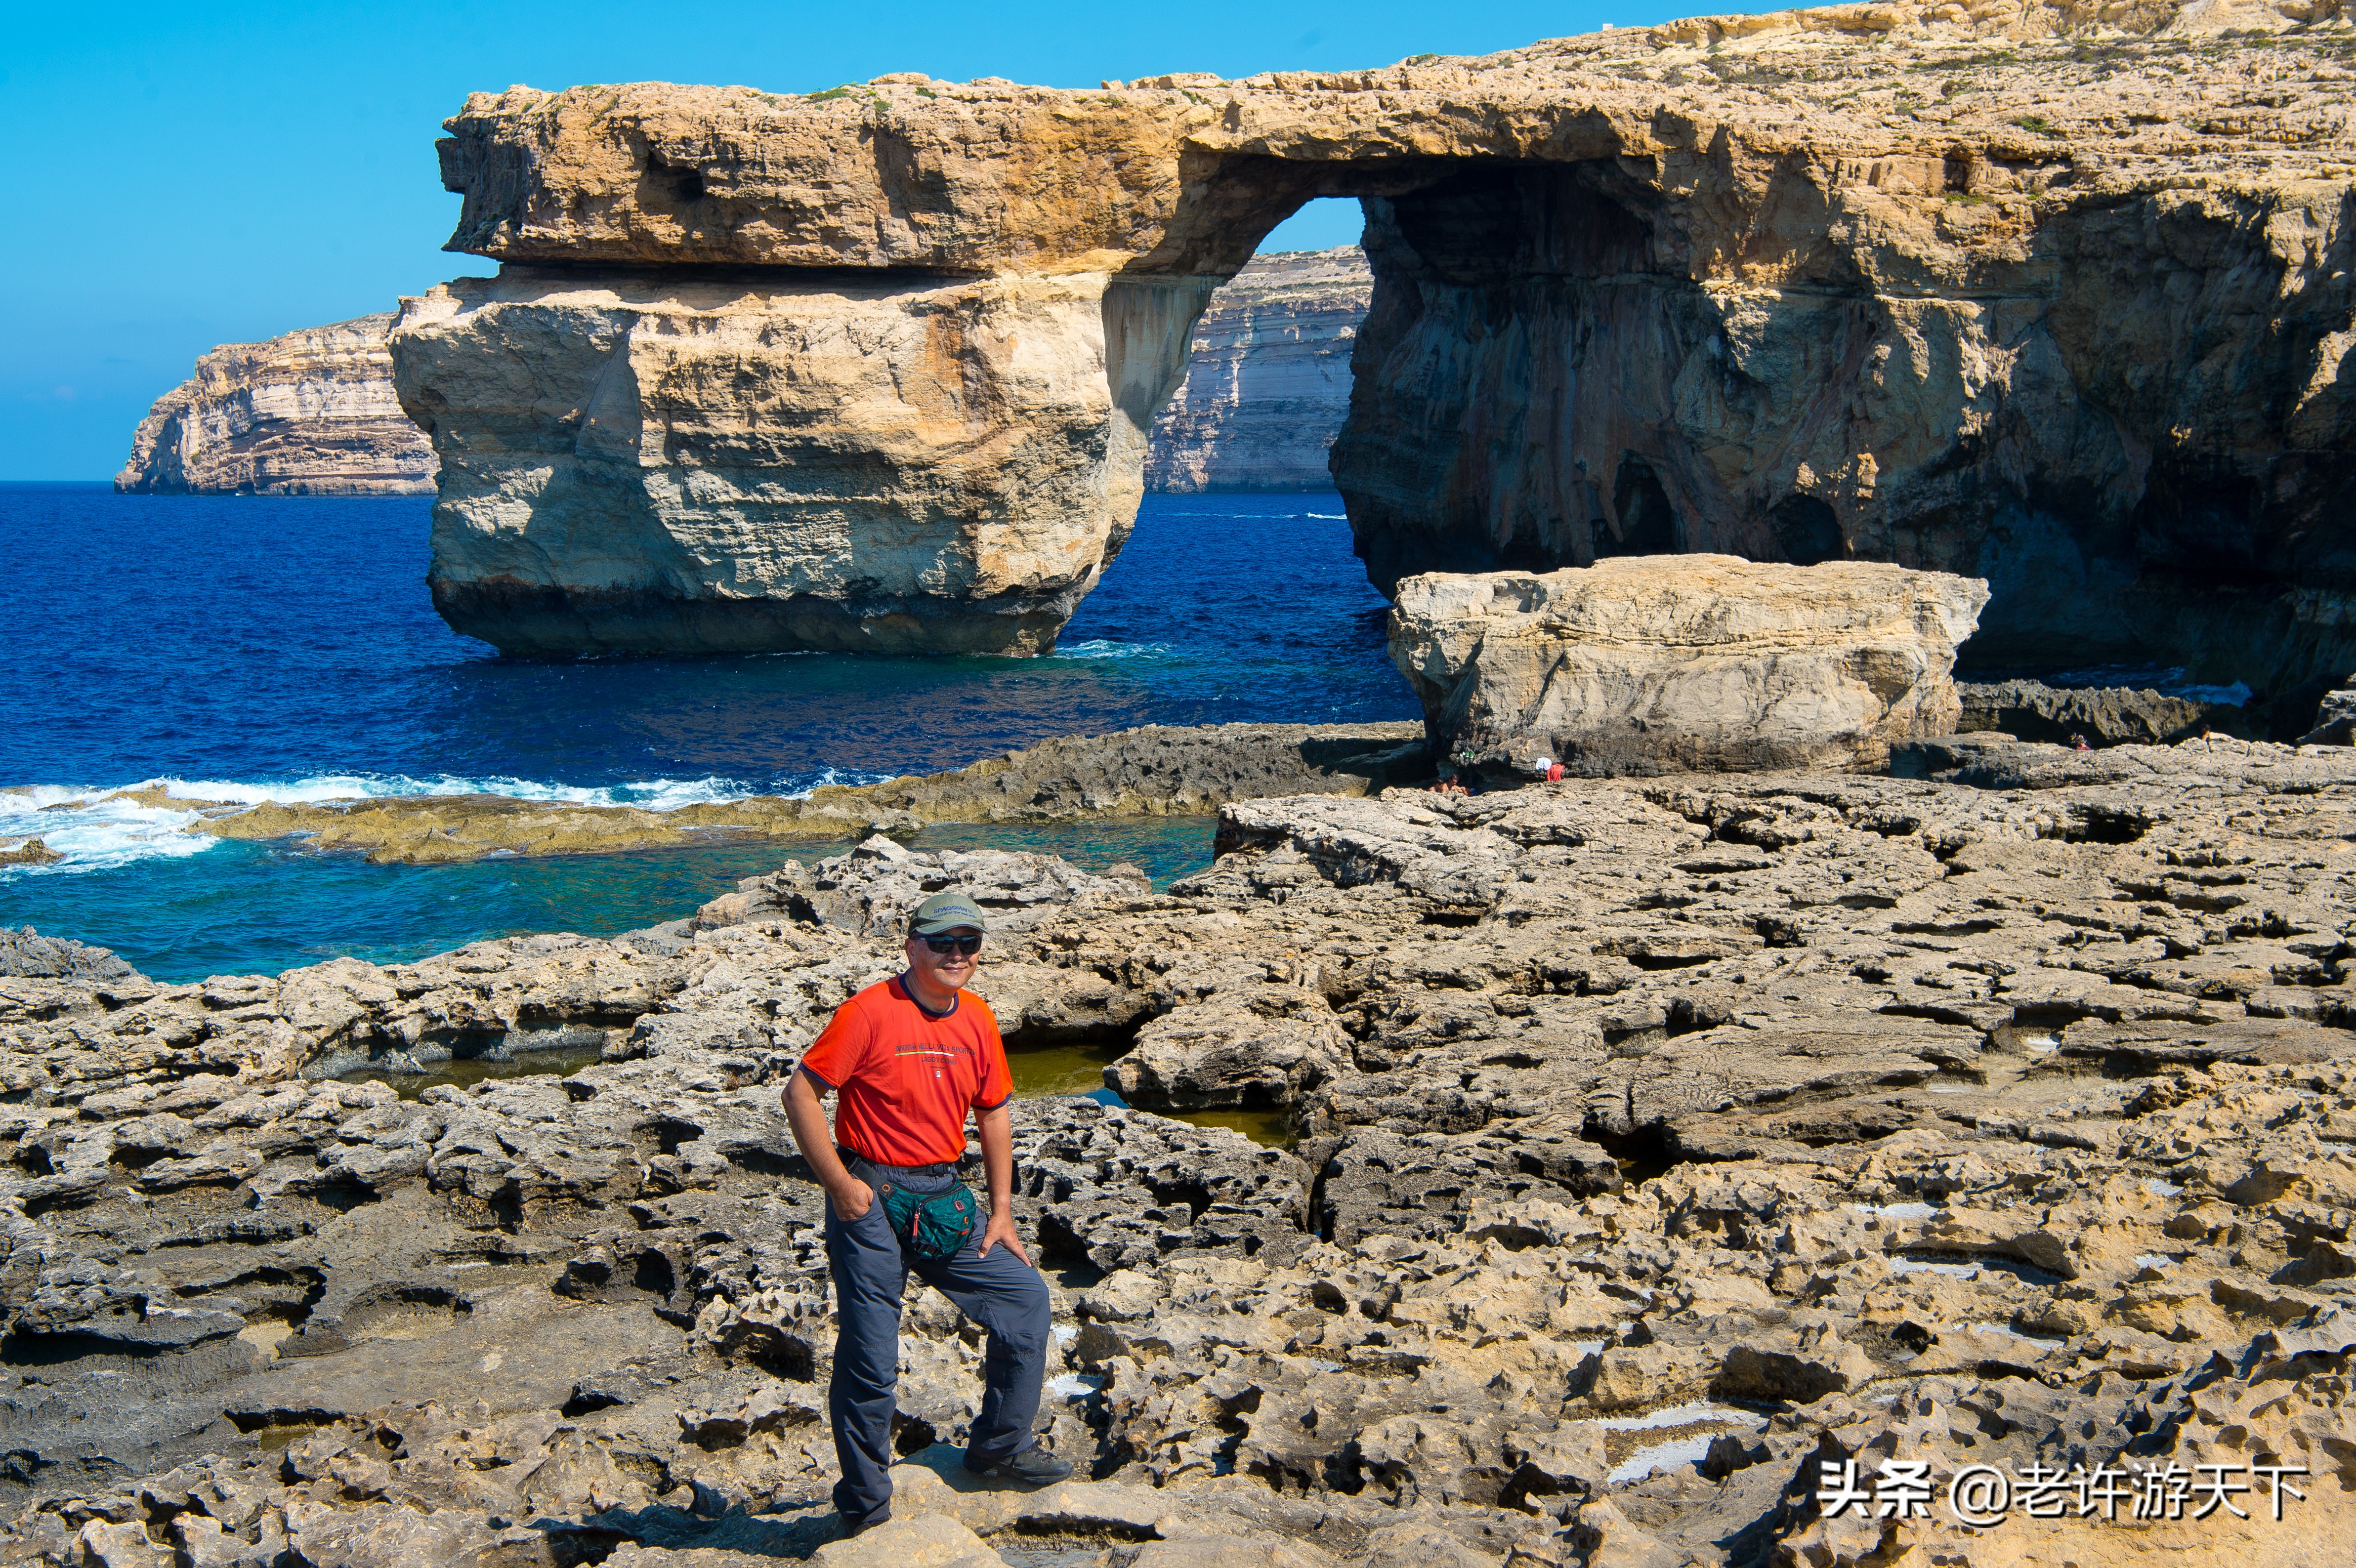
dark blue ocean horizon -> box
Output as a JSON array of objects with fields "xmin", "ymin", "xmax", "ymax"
[{"xmin": 0, "ymin": 486, "xmax": 1418, "ymax": 979}]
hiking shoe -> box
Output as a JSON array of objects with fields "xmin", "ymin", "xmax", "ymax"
[{"xmin": 966, "ymin": 1446, "xmax": 1074, "ymax": 1486}]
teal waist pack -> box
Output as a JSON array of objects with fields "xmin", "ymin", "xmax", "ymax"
[{"xmin": 877, "ymin": 1178, "xmax": 979, "ymax": 1262}]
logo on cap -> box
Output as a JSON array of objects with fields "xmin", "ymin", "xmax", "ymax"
[{"xmin": 910, "ymin": 891, "xmax": 988, "ymax": 934}]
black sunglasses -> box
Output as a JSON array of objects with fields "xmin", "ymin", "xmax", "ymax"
[{"xmin": 918, "ymin": 934, "xmax": 983, "ymax": 955}]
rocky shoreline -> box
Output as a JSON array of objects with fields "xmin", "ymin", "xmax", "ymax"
[
  {"xmin": 110, "ymin": 723, "xmax": 1426, "ymax": 866},
  {"xmin": 5, "ymin": 729, "xmax": 2355, "ymax": 1565}
]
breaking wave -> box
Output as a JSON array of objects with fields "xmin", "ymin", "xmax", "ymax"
[{"xmin": 0, "ymin": 770, "xmax": 889, "ymax": 878}]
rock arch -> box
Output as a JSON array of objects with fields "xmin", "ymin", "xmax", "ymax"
[{"xmin": 394, "ymin": 3, "xmax": 2356, "ymax": 694}]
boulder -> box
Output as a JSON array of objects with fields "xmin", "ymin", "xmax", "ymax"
[
  {"xmin": 0, "ymin": 925, "xmax": 139, "ymax": 982},
  {"xmin": 1386, "ymin": 555, "xmax": 1987, "ymax": 776},
  {"xmin": 1111, "ymin": 989, "xmax": 1351, "ymax": 1109}
]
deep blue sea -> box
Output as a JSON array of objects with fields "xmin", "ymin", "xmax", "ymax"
[{"xmin": 0, "ymin": 485, "xmax": 1416, "ymax": 981}]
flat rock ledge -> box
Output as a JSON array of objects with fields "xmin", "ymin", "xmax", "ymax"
[
  {"xmin": 1388, "ymin": 556, "xmax": 1987, "ymax": 779},
  {"xmin": 5, "ymin": 730, "xmax": 2356, "ymax": 1565},
  {"xmin": 154, "ymin": 722, "xmax": 1429, "ymax": 864},
  {"xmin": 1956, "ymin": 678, "xmax": 2250, "ymax": 748}
]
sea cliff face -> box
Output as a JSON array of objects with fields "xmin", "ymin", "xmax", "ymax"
[
  {"xmin": 1143, "ymin": 246, "xmax": 1369, "ymax": 493},
  {"xmin": 1331, "ymin": 150, "xmax": 2356, "ymax": 692},
  {"xmin": 114, "ymin": 316, "xmax": 436, "ymax": 496}
]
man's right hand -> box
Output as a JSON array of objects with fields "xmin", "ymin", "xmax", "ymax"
[{"xmin": 830, "ymin": 1179, "xmax": 876, "ymax": 1221}]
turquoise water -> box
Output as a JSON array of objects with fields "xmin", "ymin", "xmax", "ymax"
[
  {"xmin": 2, "ymin": 487, "xmax": 1382, "ymax": 980},
  {"xmin": 1, "ymin": 817, "xmax": 1219, "ymax": 985}
]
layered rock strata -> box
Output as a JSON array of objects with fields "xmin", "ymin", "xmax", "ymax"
[
  {"xmin": 403, "ymin": 2, "xmax": 2356, "ymax": 680},
  {"xmin": 115, "ymin": 262, "xmax": 1358, "ymax": 504},
  {"xmin": 5, "ymin": 734, "xmax": 2356, "ymax": 1561},
  {"xmin": 115, "ymin": 316, "xmax": 437, "ymax": 496},
  {"xmin": 395, "ymin": 267, "xmax": 1210, "ymax": 655},
  {"xmin": 1143, "ymin": 246, "xmax": 1370, "ymax": 493},
  {"xmin": 1387, "ymin": 556, "xmax": 1987, "ymax": 776},
  {"xmin": 174, "ymin": 721, "xmax": 1427, "ymax": 864}
]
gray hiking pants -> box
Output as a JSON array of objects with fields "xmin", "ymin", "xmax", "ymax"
[{"xmin": 823, "ymin": 1154, "xmax": 1052, "ymax": 1528}]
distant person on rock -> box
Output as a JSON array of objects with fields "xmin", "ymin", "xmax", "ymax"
[{"xmin": 781, "ymin": 891, "xmax": 1069, "ymax": 1536}]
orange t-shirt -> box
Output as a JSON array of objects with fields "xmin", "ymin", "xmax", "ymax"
[{"xmin": 799, "ymin": 977, "xmax": 1012, "ymax": 1167}]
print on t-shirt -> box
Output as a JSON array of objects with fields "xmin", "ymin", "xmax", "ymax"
[{"xmin": 799, "ymin": 978, "xmax": 1012, "ymax": 1167}]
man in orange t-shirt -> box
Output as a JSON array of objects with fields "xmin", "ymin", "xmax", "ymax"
[{"xmin": 782, "ymin": 891, "xmax": 1068, "ymax": 1535}]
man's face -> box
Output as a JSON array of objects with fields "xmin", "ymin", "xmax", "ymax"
[{"xmin": 904, "ymin": 926, "xmax": 982, "ymax": 991}]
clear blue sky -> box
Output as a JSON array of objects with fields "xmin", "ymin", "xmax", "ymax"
[{"xmin": 6, "ymin": 0, "xmax": 1709, "ymax": 479}]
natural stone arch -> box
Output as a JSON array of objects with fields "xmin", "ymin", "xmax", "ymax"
[{"xmin": 394, "ymin": 5, "xmax": 2356, "ymax": 698}]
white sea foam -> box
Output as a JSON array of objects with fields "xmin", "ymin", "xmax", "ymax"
[
  {"xmin": 781, "ymin": 767, "xmax": 893, "ymax": 798},
  {"xmin": 1055, "ymin": 639, "xmax": 1174, "ymax": 660},
  {"xmin": 0, "ymin": 769, "xmax": 860, "ymax": 878},
  {"xmin": 0, "ymin": 785, "xmax": 221, "ymax": 877},
  {"xmin": 154, "ymin": 773, "xmax": 755, "ymax": 810},
  {"xmin": 1304, "ymin": 511, "xmax": 1347, "ymax": 520}
]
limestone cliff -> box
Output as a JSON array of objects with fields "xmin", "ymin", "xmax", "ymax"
[
  {"xmin": 395, "ymin": 268, "xmax": 1208, "ymax": 654},
  {"xmin": 402, "ymin": 1, "xmax": 2356, "ymax": 679},
  {"xmin": 1144, "ymin": 246, "xmax": 1369, "ymax": 493},
  {"xmin": 107, "ymin": 272, "xmax": 1353, "ymax": 506},
  {"xmin": 116, "ymin": 316, "xmax": 436, "ymax": 496}
]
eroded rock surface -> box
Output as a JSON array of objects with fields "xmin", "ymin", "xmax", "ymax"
[
  {"xmin": 7, "ymin": 733, "xmax": 2356, "ymax": 1562},
  {"xmin": 115, "ymin": 253, "xmax": 1365, "ymax": 507},
  {"xmin": 1388, "ymin": 557, "xmax": 1987, "ymax": 777},
  {"xmin": 402, "ymin": 3, "xmax": 2356, "ymax": 681},
  {"xmin": 395, "ymin": 266, "xmax": 1208, "ymax": 656},
  {"xmin": 114, "ymin": 316, "xmax": 436, "ymax": 497},
  {"xmin": 1956, "ymin": 678, "xmax": 2248, "ymax": 747}
]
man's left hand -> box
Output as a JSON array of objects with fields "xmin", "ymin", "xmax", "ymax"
[{"xmin": 976, "ymin": 1207, "xmax": 1029, "ymax": 1264}]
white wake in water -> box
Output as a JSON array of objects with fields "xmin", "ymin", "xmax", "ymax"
[{"xmin": 0, "ymin": 769, "xmax": 888, "ymax": 878}]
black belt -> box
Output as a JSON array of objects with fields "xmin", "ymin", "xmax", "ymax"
[{"xmin": 840, "ymin": 1147, "xmax": 959, "ymax": 1182}]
